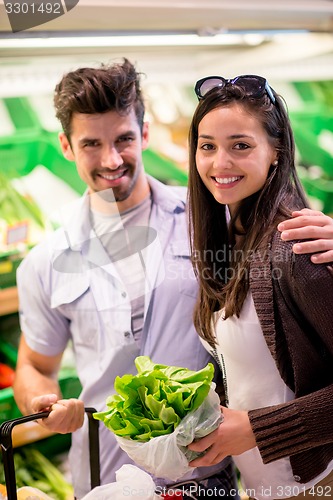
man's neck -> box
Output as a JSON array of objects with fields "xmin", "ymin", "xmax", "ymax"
[{"xmin": 88, "ymin": 176, "xmax": 150, "ymax": 215}]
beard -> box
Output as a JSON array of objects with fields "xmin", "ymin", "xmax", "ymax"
[{"xmin": 91, "ymin": 163, "xmax": 140, "ymax": 203}]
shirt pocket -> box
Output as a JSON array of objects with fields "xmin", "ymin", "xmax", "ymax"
[
  {"xmin": 51, "ymin": 275, "xmax": 98, "ymax": 345},
  {"xmin": 170, "ymin": 239, "xmax": 198, "ymax": 299}
]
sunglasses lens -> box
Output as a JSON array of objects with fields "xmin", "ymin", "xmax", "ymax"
[
  {"xmin": 198, "ymin": 78, "xmax": 225, "ymax": 98},
  {"xmin": 195, "ymin": 74, "xmax": 275, "ymax": 104},
  {"xmin": 233, "ymin": 76, "xmax": 266, "ymax": 97}
]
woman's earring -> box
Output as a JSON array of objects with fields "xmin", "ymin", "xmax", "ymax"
[{"xmin": 273, "ymin": 159, "xmax": 278, "ymax": 166}]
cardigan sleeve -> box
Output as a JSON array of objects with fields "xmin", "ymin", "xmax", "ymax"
[
  {"xmin": 249, "ymin": 384, "xmax": 333, "ymax": 463},
  {"xmin": 249, "ymin": 237, "xmax": 333, "ymax": 463}
]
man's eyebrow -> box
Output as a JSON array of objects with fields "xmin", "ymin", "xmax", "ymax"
[
  {"xmin": 77, "ymin": 130, "xmax": 137, "ymax": 145},
  {"xmin": 118, "ymin": 129, "xmax": 136, "ymax": 137},
  {"xmin": 78, "ymin": 136, "xmax": 98, "ymax": 145}
]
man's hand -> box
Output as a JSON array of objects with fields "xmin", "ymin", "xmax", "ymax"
[
  {"xmin": 277, "ymin": 208, "xmax": 333, "ymax": 264},
  {"xmin": 31, "ymin": 394, "xmax": 85, "ymax": 434},
  {"xmin": 187, "ymin": 406, "xmax": 256, "ymax": 467}
]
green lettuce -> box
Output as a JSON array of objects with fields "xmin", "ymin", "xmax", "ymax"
[{"xmin": 93, "ymin": 356, "xmax": 214, "ymax": 442}]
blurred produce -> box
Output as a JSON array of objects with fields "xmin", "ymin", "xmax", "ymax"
[
  {"xmin": 0, "ymin": 172, "xmax": 51, "ymax": 254},
  {"xmin": 11, "ymin": 166, "xmax": 80, "ymax": 227},
  {"xmin": 0, "ymin": 485, "xmax": 56, "ymax": 500},
  {"xmin": 287, "ymin": 81, "xmax": 333, "ymax": 213},
  {"xmin": 0, "ymin": 363, "xmax": 15, "ymax": 389},
  {"xmin": 0, "ymin": 447, "xmax": 73, "ymax": 500}
]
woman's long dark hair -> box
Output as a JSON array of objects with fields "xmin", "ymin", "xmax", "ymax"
[{"xmin": 188, "ymin": 85, "xmax": 309, "ymax": 346}]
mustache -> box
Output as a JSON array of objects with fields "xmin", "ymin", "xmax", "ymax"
[{"xmin": 93, "ymin": 165, "xmax": 130, "ymax": 176}]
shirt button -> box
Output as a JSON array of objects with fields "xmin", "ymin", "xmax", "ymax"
[
  {"xmin": 122, "ymin": 292, "xmax": 127, "ymax": 298},
  {"xmin": 124, "ymin": 331, "xmax": 131, "ymax": 338},
  {"xmin": 293, "ymin": 475, "xmax": 301, "ymax": 482}
]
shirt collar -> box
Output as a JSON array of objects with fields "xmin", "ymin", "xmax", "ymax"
[
  {"xmin": 58, "ymin": 175, "xmax": 187, "ymax": 250},
  {"xmin": 146, "ymin": 175, "xmax": 186, "ymax": 214}
]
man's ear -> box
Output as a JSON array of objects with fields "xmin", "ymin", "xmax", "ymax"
[
  {"xmin": 141, "ymin": 121, "xmax": 149, "ymax": 152},
  {"xmin": 59, "ymin": 132, "xmax": 75, "ymax": 161}
]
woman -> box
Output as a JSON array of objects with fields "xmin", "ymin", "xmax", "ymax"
[{"xmin": 186, "ymin": 75, "xmax": 333, "ymax": 499}]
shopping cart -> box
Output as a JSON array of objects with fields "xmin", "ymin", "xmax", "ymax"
[{"xmin": 0, "ymin": 407, "xmax": 100, "ymax": 500}]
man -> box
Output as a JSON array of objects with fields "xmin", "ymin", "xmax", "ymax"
[{"xmin": 13, "ymin": 59, "xmax": 333, "ymax": 499}]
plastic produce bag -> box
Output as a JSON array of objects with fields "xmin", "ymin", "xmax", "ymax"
[
  {"xmin": 115, "ymin": 387, "xmax": 223, "ymax": 481},
  {"xmin": 82, "ymin": 464, "xmax": 160, "ymax": 500}
]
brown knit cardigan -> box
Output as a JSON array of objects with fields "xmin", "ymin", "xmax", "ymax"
[{"xmin": 248, "ymin": 231, "xmax": 333, "ymax": 484}]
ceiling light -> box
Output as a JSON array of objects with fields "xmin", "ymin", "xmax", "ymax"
[{"xmin": 0, "ymin": 33, "xmax": 263, "ymax": 49}]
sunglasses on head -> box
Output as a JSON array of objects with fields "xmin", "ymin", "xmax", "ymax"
[{"xmin": 194, "ymin": 75, "xmax": 276, "ymax": 105}]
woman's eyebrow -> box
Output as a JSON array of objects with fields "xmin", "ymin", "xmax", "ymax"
[{"xmin": 198, "ymin": 133, "xmax": 254, "ymax": 140}]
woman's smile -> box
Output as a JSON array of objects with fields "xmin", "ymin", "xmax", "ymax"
[{"xmin": 213, "ymin": 175, "xmax": 244, "ymax": 187}]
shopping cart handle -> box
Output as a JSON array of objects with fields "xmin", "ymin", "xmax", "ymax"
[{"xmin": 0, "ymin": 407, "xmax": 100, "ymax": 500}]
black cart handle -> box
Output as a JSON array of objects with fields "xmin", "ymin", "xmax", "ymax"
[{"xmin": 0, "ymin": 407, "xmax": 100, "ymax": 500}]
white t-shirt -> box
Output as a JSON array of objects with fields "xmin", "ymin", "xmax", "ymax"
[
  {"xmin": 90, "ymin": 194, "xmax": 152, "ymax": 343},
  {"xmin": 201, "ymin": 292, "xmax": 333, "ymax": 499}
]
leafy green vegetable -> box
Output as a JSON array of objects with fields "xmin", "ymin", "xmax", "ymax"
[{"xmin": 94, "ymin": 356, "xmax": 214, "ymax": 442}]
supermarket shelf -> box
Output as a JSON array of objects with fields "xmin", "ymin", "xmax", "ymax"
[
  {"xmin": 0, "ymin": 287, "xmax": 19, "ymax": 316},
  {"xmin": 12, "ymin": 420, "xmax": 57, "ymax": 448}
]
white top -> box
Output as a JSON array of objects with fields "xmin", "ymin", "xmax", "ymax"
[{"xmin": 202, "ymin": 292, "xmax": 333, "ymax": 499}]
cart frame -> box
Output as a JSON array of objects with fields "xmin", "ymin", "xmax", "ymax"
[{"xmin": 0, "ymin": 407, "xmax": 100, "ymax": 500}]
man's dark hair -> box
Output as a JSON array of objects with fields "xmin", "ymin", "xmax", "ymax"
[{"xmin": 54, "ymin": 58, "xmax": 145, "ymax": 138}]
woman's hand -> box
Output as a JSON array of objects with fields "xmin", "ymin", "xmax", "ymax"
[
  {"xmin": 187, "ymin": 406, "xmax": 256, "ymax": 467},
  {"xmin": 277, "ymin": 208, "xmax": 333, "ymax": 264}
]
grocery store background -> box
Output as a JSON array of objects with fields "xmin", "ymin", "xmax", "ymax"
[
  {"xmin": 0, "ymin": 0, "xmax": 333, "ymax": 497},
  {"xmin": 1, "ymin": 0, "xmax": 333, "ymax": 209}
]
